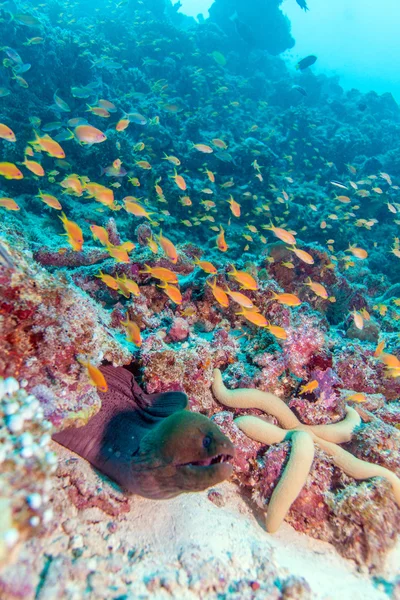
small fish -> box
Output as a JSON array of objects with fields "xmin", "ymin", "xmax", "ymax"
[
  {"xmin": 227, "ymin": 195, "xmax": 241, "ymax": 217},
  {"xmin": 158, "ymin": 281, "xmax": 182, "ymax": 304},
  {"xmin": 287, "ymin": 246, "xmax": 314, "ymax": 265},
  {"xmin": 263, "ymin": 223, "xmax": 296, "ymax": 245},
  {"xmin": 352, "ymin": 310, "xmax": 364, "ymax": 330},
  {"xmin": 271, "ymin": 292, "xmax": 301, "ymax": 307},
  {"xmin": 53, "ymin": 90, "xmax": 70, "ymax": 112},
  {"xmin": 236, "ymin": 308, "xmax": 268, "ymax": 327},
  {"xmin": 140, "ymin": 264, "xmax": 178, "ymax": 283},
  {"xmin": 207, "ymin": 277, "xmax": 229, "ymax": 308},
  {"xmin": 193, "ymin": 257, "xmax": 217, "ymax": 274},
  {"xmin": 304, "ymin": 279, "xmax": 328, "ymax": 300},
  {"xmin": 124, "ymin": 198, "xmax": 153, "ymax": 220},
  {"xmin": 347, "ymin": 245, "xmax": 368, "ymax": 259},
  {"xmin": 36, "ymin": 190, "xmax": 62, "ymax": 210},
  {"xmin": 156, "ymin": 231, "xmax": 178, "ymax": 264},
  {"xmin": 0, "ymin": 162, "xmax": 23, "ymax": 179},
  {"xmin": 77, "ymin": 358, "xmax": 108, "ymax": 392},
  {"xmin": 299, "ymin": 380, "xmax": 319, "ymax": 395},
  {"xmin": 129, "ymin": 112, "xmax": 147, "ymax": 125},
  {"xmin": 96, "ymin": 271, "xmax": 119, "ymax": 291},
  {"xmin": 216, "ymin": 226, "xmax": 228, "ymax": 252},
  {"xmin": 228, "ymin": 265, "xmax": 258, "ymax": 290},
  {"xmin": 212, "ymin": 138, "xmax": 228, "ymax": 149},
  {"xmin": 0, "ymin": 123, "xmax": 16, "ymax": 142},
  {"xmin": 346, "ymin": 392, "xmax": 366, "ymax": 403},
  {"xmin": 192, "ymin": 143, "xmax": 213, "ymax": 154},
  {"xmin": 162, "ymin": 153, "xmax": 180, "ymax": 166},
  {"xmin": 22, "ymin": 159, "xmax": 45, "ymax": 176},
  {"xmin": 266, "ymin": 324, "xmax": 287, "ymax": 340},
  {"xmin": 107, "ymin": 245, "xmax": 130, "ymax": 263},
  {"xmin": 295, "ymin": 55, "xmax": 317, "ymax": 70},
  {"xmin": 90, "ymin": 224, "xmax": 110, "ymax": 246},
  {"xmin": 59, "ymin": 212, "xmax": 83, "ymax": 251},
  {"xmin": 74, "ymin": 125, "xmax": 106, "ymax": 144},
  {"xmin": 116, "ymin": 118, "xmax": 130, "ymax": 131},
  {"xmin": 0, "ymin": 197, "xmax": 20, "ymax": 211},
  {"xmin": 121, "ymin": 318, "xmax": 142, "ymax": 346},
  {"xmin": 225, "ymin": 287, "xmax": 254, "ymax": 309},
  {"xmin": 330, "ymin": 180, "xmax": 348, "ymax": 190}
]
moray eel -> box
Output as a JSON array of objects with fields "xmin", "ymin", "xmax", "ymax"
[{"xmin": 53, "ymin": 365, "xmax": 235, "ymax": 499}]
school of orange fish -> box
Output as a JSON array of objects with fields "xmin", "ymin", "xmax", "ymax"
[{"xmin": 1, "ymin": 1, "xmax": 400, "ymax": 392}]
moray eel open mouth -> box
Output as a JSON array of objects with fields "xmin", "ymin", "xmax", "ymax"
[{"xmin": 178, "ymin": 452, "xmax": 234, "ymax": 468}]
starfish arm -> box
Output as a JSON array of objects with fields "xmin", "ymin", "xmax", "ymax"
[
  {"xmin": 313, "ymin": 434, "xmax": 400, "ymax": 507},
  {"xmin": 235, "ymin": 416, "xmax": 287, "ymax": 444},
  {"xmin": 234, "ymin": 417, "xmax": 315, "ymax": 532},
  {"xmin": 266, "ymin": 431, "xmax": 315, "ymax": 533},
  {"xmin": 212, "ymin": 368, "xmax": 300, "ymax": 429},
  {"xmin": 305, "ymin": 406, "xmax": 361, "ymax": 443}
]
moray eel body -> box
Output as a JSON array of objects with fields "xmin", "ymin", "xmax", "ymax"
[{"xmin": 53, "ymin": 365, "xmax": 234, "ymax": 498}]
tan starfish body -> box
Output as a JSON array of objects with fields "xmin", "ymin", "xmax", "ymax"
[{"xmin": 212, "ymin": 368, "xmax": 400, "ymax": 533}]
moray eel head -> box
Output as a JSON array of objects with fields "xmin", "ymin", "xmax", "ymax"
[{"xmin": 132, "ymin": 410, "xmax": 235, "ymax": 499}]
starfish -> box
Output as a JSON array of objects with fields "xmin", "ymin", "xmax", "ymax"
[{"xmin": 212, "ymin": 368, "xmax": 400, "ymax": 533}]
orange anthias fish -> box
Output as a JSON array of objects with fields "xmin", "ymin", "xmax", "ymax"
[
  {"xmin": 116, "ymin": 118, "xmax": 130, "ymax": 131},
  {"xmin": 352, "ymin": 310, "xmax": 364, "ymax": 330},
  {"xmin": 287, "ymin": 246, "xmax": 314, "ymax": 265},
  {"xmin": 77, "ymin": 358, "xmax": 108, "ymax": 392},
  {"xmin": 74, "ymin": 125, "xmax": 107, "ymax": 144},
  {"xmin": 140, "ymin": 264, "xmax": 178, "ymax": 283},
  {"xmin": 305, "ymin": 279, "xmax": 328, "ymax": 300},
  {"xmin": 264, "ymin": 223, "xmax": 296, "ymax": 245},
  {"xmin": 211, "ymin": 138, "xmax": 228, "ymax": 149},
  {"xmin": 121, "ymin": 318, "xmax": 142, "ymax": 346},
  {"xmin": 36, "ymin": 190, "xmax": 62, "ymax": 210},
  {"xmin": 60, "ymin": 174, "xmax": 84, "ymax": 196},
  {"xmin": 30, "ymin": 133, "xmax": 65, "ymax": 158},
  {"xmin": 225, "ymin": 287, "xmax": 254, "ymax": 309},
  {"xmin": 95, "ymin": 271, "xmax": 119, "ymax": 290},
  {"xmin": 299, "ymin": 380, "xmax": 319, "ymax": 395},
  {"xmin": 0, "ymin": 123, "xmax": 16, "ymax": 142},
  {"xmin": 170, "ymin": 169, "xmax": 187, "ymax": 191},
  {"xmin": 123, "ymin": 198, "xmax": 153, "ymax": 220},
  {"xmin": 193, "ymin": 257, "xmax": 217, "ymax": 274},
  {"xmin": 192, "ymin": 143, "xmax": 213, "ymax": 153},
  {"xmin": 0, "ymin": 197, "xmax": 20, "ymax": 211},
  {"xmin": 0, "ymin": 162, "xmax": 24, "ymax": 180},
  {"xmin": 106, "ymin": 245, "xmax": 130, "ymax": 263},
  {"xmin": 59, "ymin": 212, "xmax": 83, "ymax": 251},
  {"xmin": 156, "ymin": 232, "xmax": 178, "ymax": 264},
  {"xmin": 117, "ymin": 275, "xmax": 140, "ymax": 297},
  {"xmin": 158, "ymin": 282, "xmax": 182, "ymax": 304},
  {"xmin": 228, "ymin": 265, "xmax": 258, "ymax": 290},
  {"xmin": 216, "ymin": 226, "xmax": 228, "ymax": 252},
  {"xmin": 90, "ymin": 224, "xmax": 110, "ymax": 246},
  {"xmin": 271, "ymin": 292, "xmax": 301, "ymax": 307},
  {"xmin": 207, "ymin": 277, "xmax": 229, "ymax": 308},
  {"xmin": 266, "ymin": 324, "xmax": 287, "ymax": 340},
  {"xmin": 373, "ymin": 340, "xmax": 386, "ymax": 358},
  {"xmin": 85, "ymin": 183, "xmax": 114, "ymax": 206},
  {"xmin": 346, "ymin": 392, "xmax": 367, "ymax": 403},
  {"xmin": 237, "ymin": 308, "xmax": 268, "ymax": 327},
  {"xmin": 227, "ymin": 195, "xmax": 241, "ymax": 217},
  {"xmin": 347, "ymin": 245, "xmax": 368, "ymax": 259},
  {"xmin": 22, "ymin": 159, "xmax": 45, "ymax": 176}
]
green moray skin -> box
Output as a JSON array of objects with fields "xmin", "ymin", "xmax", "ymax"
[{"xmin": 53, "ymin": 366, "xmax": 234, "ymax": 498}]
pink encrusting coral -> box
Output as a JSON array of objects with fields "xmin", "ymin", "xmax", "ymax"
[{"xmin": 0, "ymin": 239, "xmax": 130, "ymax": 428}]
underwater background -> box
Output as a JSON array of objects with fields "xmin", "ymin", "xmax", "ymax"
[{"xmin": 0, "ymin": 0, "xmax": 400, "ymax": 598}]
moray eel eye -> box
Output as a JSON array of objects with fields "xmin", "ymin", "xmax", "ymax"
[{"xmin": 203, "ymin": 435, "xmax": 212, "ymax": 449}]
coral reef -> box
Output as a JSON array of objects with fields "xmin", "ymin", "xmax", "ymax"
[{"xmin": 0, "ymin": 378, "xmax": 56, "ymax": 567}]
